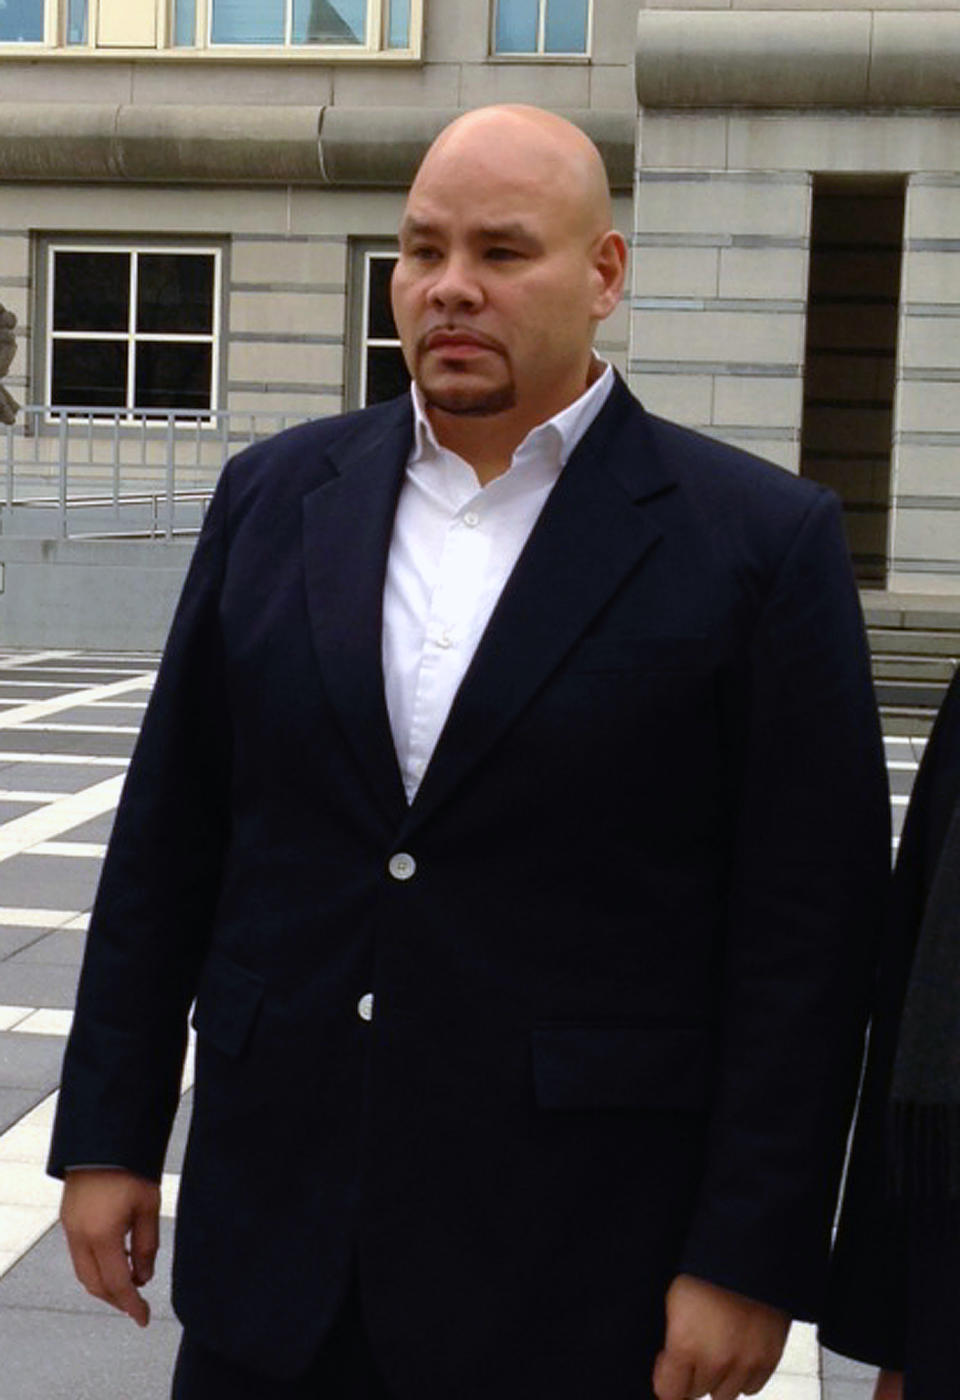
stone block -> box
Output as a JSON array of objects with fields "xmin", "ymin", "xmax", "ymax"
[
  {"xmin": 229, "ymin": 290, "xmax": 345, "ymax": 338},
  {"xmin": 226, "ymin": 391, "xmax": 342, "ymax": 419},
  {"xmin": 0, "ymin": 184, "xmax": 289, "ymax": 236},
  {"xmin": 330, "ymin": 61, "xmax": 461, "ymax": 109},
  {"xmin": 588, "ymin": 64, "xmax": 636, "ymax": 113},
  {"xmin": 893, "ymin": 444, "xmax": 960, "ymax": 499},
  {"xmin": 0, "ymin": 237, "xmax": 30, "ymax": 280},
  {"xmin": 634, "ymin": 174, "xmax": 809, "ymax": 239},
  {"xmin": 593, "ymin": 2, "xmax": 644, "ymax": 65},
  {"xmin": 0, "ymin": 62, "xmax": 134, "ymax": 105},
  {"xmin": 900, "ymin": 314, "xmax": 960, "ymax": 372},
  {"xmin": 289, "ymin": 188, "xmax": 405, "ymax": 238},
  {"xmin": 628, "ymin": 372, "xmax": 714, "ymax": 424},
  {"xmin": 422, "ymin": 0, "xmax": 488, "ymax": 63},
  {"xmin": 597, "ymin": 299, "xmax": 630, "ymax": 355},
  {"xmin": 902, "ymin": 251, "xmax": 960, "ymax": 307},
  {"xmin": 727, "ymin": 112, "xmax": 960, "ymax": 176},
  {"xmin": 633, "ymin": 246, "xmax": 720, "ymax": 299},
  {"xmin": 893, "ymin": 506, "xmax": 960, "ymax": 567},
  {"xmin": 638, "ymin": 113, "xmax": 728, "ymax": 170},
  {"xmin": 905, "ymin": 181, "xmax": 960, "ymax": 242},
  {"xmin": 897, "ymin": 381, "xmax": 960, "ymax": 435},
  {"xmin": 630, "ymin": 308, "xmax": 805, "ymax": 366},
  {"xmin": 227, "ymin": 341, "xmax": 344, "ymax": 388},
  {"xmin": 713, "ymin": 374, "xmax": 803, "ymax": 431},
  {"xmin": 230, "ymin": 239, "xmax": 348, "ymax": 287},
  {"xmin": 459, "ymin": 61, "xmax": 590, "ymax": 110},
  {"xmin": 711, "ymin": 429, "xmax": 798, "ymax": 472},
  {"xmin": 719, "ymin": 247, "xmax": 808, "ymax": 301},
  {"xmin": 130, "ymin": 61, "xmax": 333, "ymax": 106}
]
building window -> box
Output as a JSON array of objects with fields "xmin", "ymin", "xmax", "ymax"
[
  {"xmin": 2, "ymin": 0, "xmax": 418, "ymax": 54},
  {"xmin": 0, "ymin": 0, "xmax": 44, "ymax": 42},
  {"xmin": 347, "ymin": 245, "xmax": 410, "ymax": 409},
  {"xmin": 45, "ymin": 245, "xmax": 222, "ymax": 420},
  {"xmin": 492, "ymin": 0, "xmax": 589, "ymax": 56}
]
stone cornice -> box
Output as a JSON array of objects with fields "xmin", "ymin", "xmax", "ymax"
[
  {"xmin": 0, "ymin": 105, "xmax": 634, "ymax": 189},
  {"xmin": 636, "ymin": 10, "xmax": 960, "ymax": 109}
]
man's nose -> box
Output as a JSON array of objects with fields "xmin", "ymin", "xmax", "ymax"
[{"xmin": 427, "ymin": 255, "xmax": 482, "ymax": 311}]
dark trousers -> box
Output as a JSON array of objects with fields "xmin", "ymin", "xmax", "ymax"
[
  {"xmin": 904, "ymin": 1205, "xmax": 960, "ymax": 1400},
  {"xmin": 171, "ymin": 1291, "xmax": 393, "ymax": 1400}
]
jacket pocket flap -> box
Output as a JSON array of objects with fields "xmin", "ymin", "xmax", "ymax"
[
  {"xmin": 531, "ymin": 1026, "xmax": 710, "ymax": 1112},
  {"xmin": 191, "ymin": 949, "xmax": 265, "ymax": 1058}
]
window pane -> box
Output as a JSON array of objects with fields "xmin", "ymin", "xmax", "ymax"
[
  {"xmin": 387, "ymin": 0, "xmax": 409, "ymax": 48},
  {"xmin": 367, "ymin": 256, "xmax": 399, "ymax": 340},
  {"xmin": 173, "ymin": 0, "xmax": 196, "ymax": 44},
  {"xmin": 545, "ymin": 0, "xmax": 587, "ymax": 53},
  {"xmin": 0, "ymin": 0, "xmax": 43, "ymax": 41},
  {"xmin": 137, "ymin": 254, "xmax": 215, "ymax": 335},
  {"xmin": 366, "ymin": 347, "xmax": 409, "ymax": 406},
  {"xmin": 53, "ymin": 252, "xmax": 130, "ymax": 334},
  {"xmin": 52, "ymin": 341, "xmax": 128, "ymax": 409},
  {"xmin": 66, "ymin": 0, "xmax": 87, "ymax": 43},
  {"xmin": 135, "ymin": 342, "xmax": 213, "ymax": 412},
  {"xmin": 211, "ymin": 0, "xmax": 283, "ymax": 44},
  {"xmin": 292, "ymin": 0, "xmax": 364, "ymax": 44},
  {"xmin": 495, "ymin": 0, "xmax": 538, "ymax": 53}
]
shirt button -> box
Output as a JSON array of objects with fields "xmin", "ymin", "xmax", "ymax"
[
  {"xmin": 437, "ymin": 629, "xmax": 453, "ymax": 649},
  {"xmin": 357, "ymin": 993, "xmax": 374, "ymax": 1022},
  {"xmin": 463, "ymin": 510, "xmax": 480, "ymax": 528},
  {"xmin": 388, "ymin": 852, "xmax": 416, "ymax": 881}
]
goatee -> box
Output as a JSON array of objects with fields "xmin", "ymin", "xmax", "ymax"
[{"xmin": 421, "ymin": 384, "xmax": 517, "ymax": 417}]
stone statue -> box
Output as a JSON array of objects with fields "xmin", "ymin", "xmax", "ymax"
[{"xmin": 0, "ymin": 303, "xmax": 20, "ymax": 425}]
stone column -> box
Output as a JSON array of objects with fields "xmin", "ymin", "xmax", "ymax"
[
  {"xmin": 629, "ymin": 140, "xmax": 811, "ymax": 472},
  {"xmin": 889, "ymin": 174, "xmax": 960, "ymax": 592}
]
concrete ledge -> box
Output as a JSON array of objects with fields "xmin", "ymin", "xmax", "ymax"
[
  {"xmin": 635, "ymin": 10, "xmax": 960, "ymax": 109},
  {"xmin": 0, "ymin": 104, "xmax": 634, "ymax": 189}
]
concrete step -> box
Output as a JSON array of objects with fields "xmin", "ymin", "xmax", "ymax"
[
  {"xmin": 873, "ymin": 655, "xmax": 959, "ymax": 682},
  {"xmin": 875, "ymin": 679, "xmax": 952, "ymax": 711},
  {"xmin": 881, "ymin": 707, "xmax": 937, "ymax": 738},
  {"xmin": 868, "ymin": 627, "xmax": 960, "ymax": 658}
]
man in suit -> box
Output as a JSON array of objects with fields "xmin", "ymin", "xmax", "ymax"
[{"xmin": 49, "ymin": 106, "xmax": 889, "ymax": 1400}]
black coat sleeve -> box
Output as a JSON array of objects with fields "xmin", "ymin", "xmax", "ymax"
[{"xmin": 821, "ymin": 666, "xmax": 960, "ymax": 1369}]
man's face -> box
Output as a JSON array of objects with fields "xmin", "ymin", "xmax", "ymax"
[{"xmin": 391, "ymin": 135, "xmax": 608, "ymax": 426}]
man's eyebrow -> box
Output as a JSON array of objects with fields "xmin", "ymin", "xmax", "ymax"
[
  {"xmin": 399, "ymin": 217, "xmax": 441, "ymax": 241},
  {"xmin": 474, "ymin": 223, "xmax": 542, "ymax": 247}
]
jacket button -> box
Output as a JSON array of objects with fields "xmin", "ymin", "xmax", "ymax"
[
  {"xmin": 357, "ymin": 993, "xmax": 374, "ymax": 1022},
  {"xmin": 388, "ymin": 852, "xmax": 416, "ymax": 881}
]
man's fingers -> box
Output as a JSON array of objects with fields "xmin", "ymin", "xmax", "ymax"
[
  {"xmin": 94, "ymin": 1237, "xmax": 150, "ymax": 1326},
  {"xmin": 742, "ymin": 1362, "xmax": 779, "ymax": 1395},
  {"xmin": 129, "ymin": 1203, "xmax": 158, "ymax": 1286},
  {"xmin": 653, "ymin": 1347, "xmax": 698, "ymax": 1400}
]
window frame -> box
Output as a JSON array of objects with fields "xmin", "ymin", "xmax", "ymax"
[
  {"xmin": 490, "ymin": 0, "xmax": 592, "ymax": 59},
  {"xmin": 0, "ymin": 0, "xmax": 422, "ymax": 58},
  {"xmin": 346, "ymin": 241, "xmax": 410, "ymax": 411},
  {"xmin": 41, "ymin": 238, "xmax": 225, "ymax": 427}
]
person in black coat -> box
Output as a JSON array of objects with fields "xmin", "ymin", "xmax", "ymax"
[{"xmin": 823, "ymin": 665, "xmax": 960, "ymax": 1400}]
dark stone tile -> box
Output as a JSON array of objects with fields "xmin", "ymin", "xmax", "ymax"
[
  {"xmin": 0, "ymin": 1220, "xmax": 176, "ymax": 1323},
  {"xmin": 0, "ymin": 668, "xmax": 149, "ymax": 685},
  {"xmin": 0, "ymin": 732, "xmax": 136, "ymax": 758},
  {"xmin": 0, "ymin": 802, "xmax": 48, "ymax": 824},
  {"xmin": 0, "ymin": 965, "xmax": 81, "ymax": 1011},
  {"xmin": 58, "ymin": 813, "xmax": 116, "ymax": 844},
  {"xmin": 0, "ymin": 1033, "xmax": 68, "ymax": 1091},
  {"xmin": 10, "ymin": 929, "xmax": 87, "ymax": 967},
  {"xmin": 0, "ymin": 928, "xmax": 49, "ymax": 962},
  {"xmin": 165, "ymin": 1091, "xmax": 194, "ymax": 1174},
  {"xmin": 0, "ymin": 762, "xmax": 126, "ymax": 792},
  {"xmin": 0, "ymin": 1303, "xmax": 181, "ymax": 1400},
  {"xmin": 0, "ymin": 855, "xmax": 101, "ymax": 912},
  {"xmin": 0, "ymin": 1085, "xmax": 46, "ymax": 1132}
]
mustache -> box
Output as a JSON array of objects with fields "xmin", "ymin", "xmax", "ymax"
[{"xmin": 417, "ymin": 327, "xmax": 507, "ymax": 356}]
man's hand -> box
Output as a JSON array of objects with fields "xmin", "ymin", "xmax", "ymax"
[
  {"xmin": 653, "ymin": 1274, "xmax": 790, "ymax": 1400},
  {"xmin": 874, "ymin": 1371, "xmax": 903, "ymax": 1400},
  {"xmin": 59, "ymin": 1169, "xmax": 161, "ymax": 1327}
]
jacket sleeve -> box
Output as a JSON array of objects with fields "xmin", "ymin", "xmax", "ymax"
[
  {"xmin": 820, "ymin": 665, "xmax": 960, "ymax": 1368},
  {"xmin": 677, "ymin": 490, "xmax": 890, "ymax": 1320},
  {"xmin": 48, "ymin": 468, "xmax": 233, "ymax": 1182}
]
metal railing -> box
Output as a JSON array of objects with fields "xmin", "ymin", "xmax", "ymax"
[{"xmin": 1, "ymin": 405, "xmax": 314, "ymax": 540}]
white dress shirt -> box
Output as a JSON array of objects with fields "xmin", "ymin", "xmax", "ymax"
[{"xmin": 382, "ymin": 363, "xmax": 615, "ymax": 803}]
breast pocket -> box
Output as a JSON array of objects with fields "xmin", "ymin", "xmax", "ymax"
[
  {"xmin": 569, "ymin": 635, "xmax": 711, "ymax": 676},
  {"xmin": 531, "ymin": 1025, "xmax": 711, "ymax": 1112}
]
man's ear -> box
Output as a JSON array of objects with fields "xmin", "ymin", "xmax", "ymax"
[{"xmin": 590, "ymin": 230, "xmax": 628, "ymax": 322}]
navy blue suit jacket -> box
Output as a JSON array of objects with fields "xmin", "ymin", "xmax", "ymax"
[{"xmin": 49, "ymin": 377, "xmax": 889, "ymax": 1397}]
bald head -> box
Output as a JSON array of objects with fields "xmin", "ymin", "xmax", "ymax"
[
  {"xmin": 390, "ymin": 103, "xmax": 626, "ymax": 464},
  {"xmin": 414, "ymin": 105, "xmax": 613, "ymax": 238}
]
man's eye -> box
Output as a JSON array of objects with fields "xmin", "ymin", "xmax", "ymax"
[
  {"xmin": 410, "ymin": 246, "xmax": 440, "ymax": 261},
  {"xmin": 485, "ymin": 247, "xmax": 521, "ymax": 261}
]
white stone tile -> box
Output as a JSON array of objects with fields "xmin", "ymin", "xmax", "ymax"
[
  {"xmin": 0, "ymin": 908, "xmax": 81, "ymax": 929},
  {"xmin": 779, "ymin": 1322, "xmax": 819, "ymax": 1377},
  {"xmin": 0, "ymin": 1247, "xmax": 24, "ymax": 1278},
  {"xmin": 0, "ymin": 674, "xmax": 154, "ymax": 730},
  {"xmin": 160, "ymin": 1174, "xmax": 181, "ymax": 1220},
  {"xmin": 25, "ymin": 842, "xmax": 106, "ymax": 860},
  {"xmin": 755, "ymin": 1371, "xmax": 820, "ymax": 1400},
  {"xmin": 0, "ymin": 1202, "xmax": 56, "ymax": 1257},
  {"xmin": 0, "ymin": 1093, "xmax": 58, "ymax": 1165},
  {"xmin": 0, "ymin": 1160, "xmax": 62, "ymax": 1208},
  {"xmin": 13, "ymin": 1009, "xmax": 74, "ymax": 1037},
  {"xmin": 0, "ymin": 775, "xmax": 123, "ymax": 865},
  {"xmin": 0, "ymin": 1005, "xmax": 35, "ymax": 1030}
]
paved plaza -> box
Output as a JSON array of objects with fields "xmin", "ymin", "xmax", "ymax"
[{"xmin": 0, "ymin": 646, "xmax": 918, "ymax": 1399}]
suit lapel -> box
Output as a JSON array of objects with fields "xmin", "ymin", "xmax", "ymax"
[
  {"xmin": 401, "ymin": 379, "xmax": 679, "ymax": 835},
  {"xmin": 302, "ymin": 399, "xmax": 412, "ymax": 824}
]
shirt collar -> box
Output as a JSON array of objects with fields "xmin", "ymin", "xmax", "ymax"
[{"xmin": 408, "ymin": 359, "xmax": 615, "ymax": 476}]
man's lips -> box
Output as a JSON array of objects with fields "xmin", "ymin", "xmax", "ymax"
[{"xmin": 421, "ymin": 329, "xmax": 502, "ymax": 356}]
